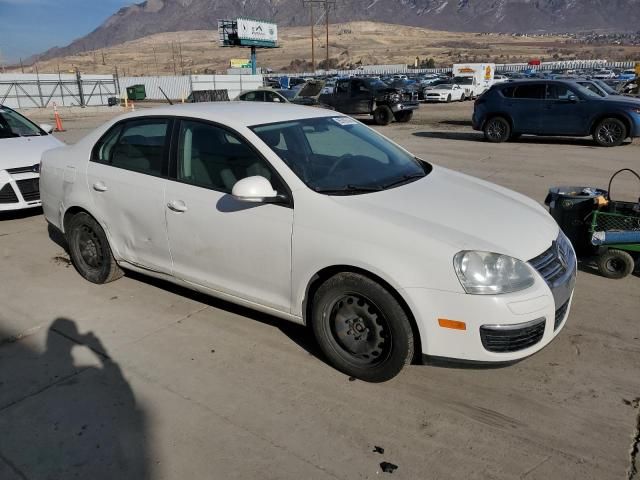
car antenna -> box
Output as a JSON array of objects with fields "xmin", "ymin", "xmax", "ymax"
[{"xmin": 158, "ymin": 87, "xmax": 174, "ymax": 105}]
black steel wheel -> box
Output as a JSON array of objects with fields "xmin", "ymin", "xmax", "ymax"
[
  {"xmin": 484, "ymin": 116, "xmax": 511, "ymax": 143},
  {"xmin": 597, "ymin": 249, "xmax": 635, "ymax": 279},
  {"xmin": 311, "ymin": 273, "xmax": 414, "ymax": 382},
  {"xmin": 593, "ymin": 118, "xmax": 627, "ymax": 147},
  {"xmin": 373, "ymin": 106, "xmax": 393, "ymax": 126},
  {"xmin": 67, "ymin": 212, "xmax": 123, "ymax": 284}
]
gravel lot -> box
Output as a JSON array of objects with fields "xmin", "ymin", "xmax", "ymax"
[{"xmin": 1, "ymin": 102, "xmax": 639, "ymax": 480}]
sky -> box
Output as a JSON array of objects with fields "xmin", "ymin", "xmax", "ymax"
[{"xmin": 0, "ymin": 0, "xmax": 133, "ymax": 64}]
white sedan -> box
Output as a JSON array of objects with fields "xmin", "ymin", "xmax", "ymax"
[
  {"xmin": 1, "ymin": 105, "xmax": 63, "ymax": 211},
  {"xmin": 40, "ymin": 103, "xmax": 576, "ymax": 382},
  {"xmin": 423, "ymin": 83, "xmax": 465, "ymax": 102}
]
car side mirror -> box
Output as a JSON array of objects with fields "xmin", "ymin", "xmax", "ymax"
[
  {"xmin": 232, "ymin": 176, "xmax": 279, "ymax": 203},
  {"xmin": 567, "ymin": 94, "xmax": 578, "ymax": 103},
  {"xmin": 40, "ymin": 123, "xmax": 54, "ymax": 134}
]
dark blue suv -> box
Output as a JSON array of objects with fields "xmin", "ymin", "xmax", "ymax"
[{"xmin": 472, "ymin": 80, "xmax": 640, "ymax": 147}]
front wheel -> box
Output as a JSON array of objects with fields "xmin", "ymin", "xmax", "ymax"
[
  {"xmin": 597, "ymin": 249, "xmax": 635, "ymax": 279},
  {"xmin": 67, "ymin": 212, "xmax": 123, "ymax": 284},
  {"xmin": 593, "ymin": 118, "xmax": 627, "ymax": 147},
  {"xmin": 373, "ymin": 106, "xmax": 393, "ymax": 126},
  {"xmin": 394, "ymin": 111, "xmax": 413, "ymax": 123},
  {"xmin": 484, "ymin": 116, "xmax": 511, "ymax": 143},
  {"xmin": 311, "ymin": 273, "xmax": 414, "ymax": 382}
]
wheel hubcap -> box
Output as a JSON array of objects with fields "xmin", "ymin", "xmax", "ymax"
[
  {"xmin": 598, "ymin": 122, "xmax": 623, "ymax": 145},
  {"xmin": 328, "ymin": 294, "xmax": 390, "ymax": 365},
  {"xmin": 488, "ymin": 120, "xmax": 506, "ymax": 140},
  {"xmin": 77, "ymin": 225, "xmax": 103, "ymax": 269},
  {"xmin": 605, "ymin": 258, "xmax": 623, "ymax": 273}
]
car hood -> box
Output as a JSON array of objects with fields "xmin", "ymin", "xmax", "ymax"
[
  {"xmin": 0, "ymin": 135, "xmax": 65, "ymax": 170},
  {"xmin": 429, "ymin": 87, "xmax": 453, "ymax": 92},
  {"xmin": 598, "ymin": 96, "xmax": 640, "ymax": 107},
  {"xmin": 333, "ymin": 166, "xmax": 557, "ymax": 261}
]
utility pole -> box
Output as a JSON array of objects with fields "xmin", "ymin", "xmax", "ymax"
[{"xmin": 303, "ymin": 0, "xmax": 335, "ymax": 71}]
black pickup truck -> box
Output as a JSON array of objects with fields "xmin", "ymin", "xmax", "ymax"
[{"xmin": 318, "ymin": 77, "xmax": 419, "ymax": 125}]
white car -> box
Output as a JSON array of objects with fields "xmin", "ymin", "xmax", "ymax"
[
  {"xmin": 40, "ymin": 103, "xmax": 576, "ymax": 382},
  {"xmin": 424, "ymin": 83, "xmax": 465, "ymax": 102},
  {"xmin": 1, "ymin": 105, "xmax": 63, "ymax": 211},
  {"xmin": 593, "ymin": 69, "xmax": 616, "ymax": 79}
]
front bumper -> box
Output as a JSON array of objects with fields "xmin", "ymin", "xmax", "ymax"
[
  {"xmin": 0, "ymin": 169, "xmax": 41, "ymax": 211},
  {"xmin": 424, "ymin": 94, "xmax": 449, "ymax": 102},
  {"xmin": 390, "ymin": 102, "xmax": 419, "ymax": 113},
  {"xmin": 403, "ymin": 238, "xmax": 577, "ymax": 362}
]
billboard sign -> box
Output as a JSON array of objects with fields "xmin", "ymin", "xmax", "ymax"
[
  {"xmin": 237, "ymin": 18, "xmax": 278, "ymax": 47},
  {"xmin": 230, "ymin": 58, "xmax": 252, "ymax": 68}
]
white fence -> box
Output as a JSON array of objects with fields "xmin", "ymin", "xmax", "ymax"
[
  {"xmin": 0, "ymin": 73, "xmax": 117, "ymax": 109},
  {"xmin": 278, "ymin": 60, "xmax": 637, "ymax": 78},
  {"xmin": 118, "ymin": 74, "xmax": 264, "ymax": 101},
  {"xmin": 191, "ymin": 75, "xmax": 263, "ymax": 99}
]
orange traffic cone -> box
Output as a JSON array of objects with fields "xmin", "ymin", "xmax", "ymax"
[{"xmin": 53, "ymin": 103, "xmax": 65, "ymax": 132}]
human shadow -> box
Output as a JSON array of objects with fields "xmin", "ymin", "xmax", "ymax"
[{"xmin": 0, "ymin": 318, "xmax": 150, "ymax": 479}]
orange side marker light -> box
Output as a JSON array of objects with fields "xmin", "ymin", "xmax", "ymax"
[{"xmin": 438, "ymin": 318, "xmax": 467, "ymax": 331}]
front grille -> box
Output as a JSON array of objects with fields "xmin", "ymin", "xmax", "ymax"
[
  {"xmin": 529, "ymin": 244, "xmax": 567, "ymax": 284},
  {"xmin": 403, "ymin": 92, "xmax": 418, "ymax": 102},
  {"xmin": 480, "ymin": 318, "xmax": 546, "ymax": 353},
  {"xmin": 7, "ymin": 164, "xmax": 39, "ymax": 174},
  {"xmin": 554, "ymin": 301, "xmax": 569, "ymax": 330},
  {"xmin": 0, "ymin": 184, "xmax": 19, "ymax": 204},
  {"xmin": 16, "ymin": 178, "xmax": 40, "ymax": 202}
]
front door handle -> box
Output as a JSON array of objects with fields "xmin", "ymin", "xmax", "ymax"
[
  {"xmin": 93, "ymin": 181, "xmax": 108, "ymax": 192},
  {"xmin": 167, "ymin": 200, "xmax": 188, "ymax": 213}
]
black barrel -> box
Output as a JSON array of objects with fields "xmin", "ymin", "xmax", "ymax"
[{"xmin": 545, "ymin": 186, "xmax": 607, "ymax": 255}]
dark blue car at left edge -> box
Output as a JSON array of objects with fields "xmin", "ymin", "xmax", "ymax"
[{"xmin": 472, "ymin": 79, "xmax": 640, "ymax": 147}]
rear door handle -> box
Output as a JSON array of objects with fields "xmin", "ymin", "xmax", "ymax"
[
  {"xmin": 167, "ymin": 200, "xmax": 188, "ymax": 213},
  {"xmin": 92, "ymin": 181, "xmax": 108, "ymax": 192}
]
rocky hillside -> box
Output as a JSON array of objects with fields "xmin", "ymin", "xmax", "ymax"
[{"xmin": 36, "ymin": 0, "xmax": 640, "ymax": 61}]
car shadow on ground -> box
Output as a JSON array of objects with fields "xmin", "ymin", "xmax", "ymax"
[
  {"xmin": 0, "ymin": 318, "xmax": 151, "ymax": 479},
  {"xmin": 413, "ymin": 131, "xmax": 633, "ymax": 148},
  {"xmin": 47, "ymin": 223, "xmax": 525, "ymax": 372},
  {"xmin": 439, "ymin": 120, "xmax": 473, "ymax": 127}
]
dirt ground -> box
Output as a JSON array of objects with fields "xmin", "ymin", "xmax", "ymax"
[{"xmin": 1, "ymin": 101, "xmax": 639, "ymax": 480}]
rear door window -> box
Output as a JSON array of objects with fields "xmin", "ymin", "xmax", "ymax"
[
  {"xmin": 513, "ymin": 84, "xmax": 546, "ymax": 99},
  {"xmin": 93, "ymin": 119, "xmax": 170, "ymax": 176}
]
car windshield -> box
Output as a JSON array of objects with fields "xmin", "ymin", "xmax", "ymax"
[
  {"xmin": 251, "ymin": 116, "xmax": 431, "ymax": 194},
  {"xmin": 453, "ymin": 77, "xmax": 473, "ymax": 85},
  {"xmin": 594, "ymin": 80, "xmax": 617, "ymax": 95},
  {"xmin": 365, "ymin": 79, "xmax": 390, "ymax": 90},
  {"xmin": 0, "ymin": 106, "xmax": 44, "ymax": 138},
  {"xmin": 277, "ymin": 90, "xmax": 297, "ymax": 100},
  {"xmin": 571, "ymin": 83, "xmax": 601, "ymax": 98}
]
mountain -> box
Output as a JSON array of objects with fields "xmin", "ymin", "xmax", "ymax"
[{"xmin": 35, "ymin": 0, "xmax": 640, "ymax": 61}]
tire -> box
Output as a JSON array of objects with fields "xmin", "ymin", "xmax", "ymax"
[
  {"xmin": 373, "ymin": 106, "xmax": 393, "ymax": 126},
  {"xmin": 593, "ymin": 118, "xmax": 627, "ymax": 147},
  {"xmin": 311, "ymin": 273, "xmax": 414, "ymax": 382},
  {"xmin": 596, "ymin": 249, "xmax": 635, "ymax": 279},
  {"xmin": 394, "ymin": 111, "xmax": 413, "ymax": 123},
  {"xmin": 67, "ymin": 212, "xmax": 123, "ymax": 284},
  {"xmin": 484, "ymin": 116, "xmax": 511, "ymax": 143},
  {"xmin": 446, "ymin": 94, "xmax": 452, "ymax": 103}
]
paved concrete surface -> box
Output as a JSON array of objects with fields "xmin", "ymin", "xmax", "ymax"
[{"xmin": 1, "ymin": 102, "xmax": 639, "ymax": 479}]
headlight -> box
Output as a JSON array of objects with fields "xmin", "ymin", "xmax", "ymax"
[{"xmin": 453, "ymin": 251, "xmax": 535, "ymax": 295}]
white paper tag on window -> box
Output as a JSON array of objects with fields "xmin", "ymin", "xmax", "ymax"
[{"xmin": 332, "ymin": 116, "xmax": 358, "ymax": 126}]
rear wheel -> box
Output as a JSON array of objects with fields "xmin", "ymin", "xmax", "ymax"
[
  {"xmin": 484, "ymin": 116, "xmax": 511, "ymax": 143},
  {"xmin": 593, "ymin": 118, "xmax": 627, "ymax": 147},
  {"xmin": 394, "ymin": 111, "xmax": 413, "ymax": 123},
  {"xmin": 597, "ymin": 249, "xmax": 635, "ymax": 279},
  {"xmin": 67, "ymin": 212, "xmax": 123, "ymax": 284},
  {"xmin": 446, "ymin": 94, "xmax": 452, "ymax": 103},
  {"xmin": 373, "ymin": 106, "xmax": 393, "ymax": 126},
  {"xmin": 311, "ymin": 273, "xmax": 414, "ymax": 382}
]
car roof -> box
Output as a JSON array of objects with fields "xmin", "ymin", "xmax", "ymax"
[{"xmin": 111, "ymin": 102, "xmax": 338, "ymax": 128}]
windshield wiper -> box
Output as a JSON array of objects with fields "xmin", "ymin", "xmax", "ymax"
[
  {"xmin": 314, "ymin": 184, "xmax": 383, "ymax": 195},
  {"xmin": 382, "ymin": 172, "xmax": 426, "ymax": 190}
]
